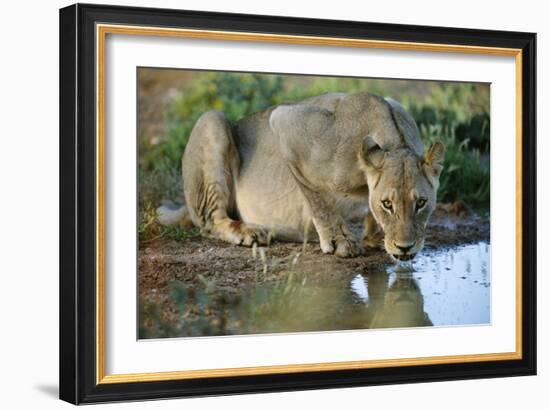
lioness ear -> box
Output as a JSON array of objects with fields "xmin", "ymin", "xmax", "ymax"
[
  {"xmin": 423, "ymin": 142, "xmax": 445, "ymax": 187},
  {"xmin": 359, "ymin": 139, "xmax": 386, "ymax": 171}
]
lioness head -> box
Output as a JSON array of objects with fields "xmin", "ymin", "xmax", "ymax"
[{"xmin": 360, "ymin": 142, "xmax": 445, "ymax": 261}]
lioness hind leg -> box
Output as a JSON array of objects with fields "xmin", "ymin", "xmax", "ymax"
[
  {"xmin": 363, "ymin": 211, "xmax": 384, "ymax": 249},
  {"xmin": 182, "ymin": 111, "xmax": 270, "ymax": 247}
]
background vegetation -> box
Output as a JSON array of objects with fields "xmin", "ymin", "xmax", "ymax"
[{"xmin": 138, "ymin": 68, "xmax": 490, "ymax": 242}]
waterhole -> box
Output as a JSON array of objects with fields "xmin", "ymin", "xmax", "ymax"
[{"xmin": 140, "ymin": 242, "xmax": 491, "ymax": 337}]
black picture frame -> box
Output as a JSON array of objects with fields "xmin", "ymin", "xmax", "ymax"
[{"xmin": 59, "ymin": 3, "xmax": 536, "ymax": 404}]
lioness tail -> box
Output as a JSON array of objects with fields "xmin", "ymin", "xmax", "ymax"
[{"xmin": 156, "ymin": 202, "xmax": 194, "ymax": 228}]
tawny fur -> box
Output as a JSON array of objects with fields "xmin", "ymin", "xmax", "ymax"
[{"xmin": 158, "ymin": 92, "xmax": 444, "ymax": 258}]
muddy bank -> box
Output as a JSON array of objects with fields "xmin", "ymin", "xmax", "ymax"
[{"xmin": 139, "ymin": 204, "xmax": 489, "ymax": 318}]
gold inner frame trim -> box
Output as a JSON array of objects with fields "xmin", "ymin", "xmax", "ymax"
[{"xmin": 95, "ymin": 23, "xmax": 523, "ymax": 385}]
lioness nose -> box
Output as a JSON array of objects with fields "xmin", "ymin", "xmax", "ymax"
[{"xmin": 394, "ymin": 242, "xmax": 415, "ymax": 253}]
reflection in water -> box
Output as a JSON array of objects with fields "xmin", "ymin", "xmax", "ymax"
[
  {"xmin": 349, "ymin": 243, "xmax": 490, "ymax": 329},
  {"xmin": 245, "ymin": 242, "xmax": 491, "ymax": 334},
  {"xmin": 142, "ymin": 242, "xmax": 491, "ymax": 338},
  {"xmin": 354, "ymin": 271, "xmax": 432, "ymax": 328},
  {"xmin": 350, "ymin": 271, "xmax": 433, "ymax": 329},
  {"xmin": 349, "ymin": 270, "xmax": 431, "ymax": 329}
]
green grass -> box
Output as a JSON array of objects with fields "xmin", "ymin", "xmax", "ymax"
[
  {"xmin": 139, "ymin": 202, "xmax": 200, "ymax": 243},
  {"xmin": 139, "ymin": 71, "xmax": 490, "ymax": 240}
]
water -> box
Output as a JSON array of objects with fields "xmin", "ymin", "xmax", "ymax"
[
  {"xmin": 234, "ymin": 242, "xmax": 491, "ymax": 334},
  {"xmin": 349, "ymin": 243, "xmax": 491, "ymax": 328},
  {"xmin": 141, "ymin": 242, "xmax": 491, "ymax": 338}
]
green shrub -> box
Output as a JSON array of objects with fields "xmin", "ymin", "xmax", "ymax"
[
  {"xmin": 419, "ymin": 124, "xmax": 489, "ymax": 210},
  {"xmin": 140, "ymin": 72, "xmax": 284, "ymax": 175}
]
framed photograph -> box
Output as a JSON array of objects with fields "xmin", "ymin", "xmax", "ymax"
[{"xmin": 59, "ymin": 3, "xmax": 536, "ymax": 404}]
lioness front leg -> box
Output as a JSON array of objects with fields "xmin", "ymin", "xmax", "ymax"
[
  {"xmin": 292, "ymin": 178, "xmax": 364, "ymax": 258},
  {"xmin": 182, "ymin": 111, "xmax": 270, "ymax": 247},
  {"xmin": 363, "ymin": 210, "xmax": 384, "ymax": 249}
]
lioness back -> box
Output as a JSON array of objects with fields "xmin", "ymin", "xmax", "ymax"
[{"xmin": 231, "ymin": 93, "xmax": 375, "ymax": 241}]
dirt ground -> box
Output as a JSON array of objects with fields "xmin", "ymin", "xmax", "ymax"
[{"xmin": 139, "ymin": 202, "xmax": 490, "ymax": 311}]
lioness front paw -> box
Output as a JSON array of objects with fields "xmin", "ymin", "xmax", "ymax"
[
  {"xmin": 233, "ymin": 222, "xmax": 271, "ymax": 247},
  {"xmin": 320, "ymin": 235, "xmax": 365, "ymax": 258}
]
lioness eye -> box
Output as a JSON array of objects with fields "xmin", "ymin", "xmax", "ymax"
[
  {"xmin": 382, "ymin": 199, "xmax": 393, "ymax": 211},
  {"xmin": 416, "ymin": 198, "xmax": 427, "ymax": 211}
]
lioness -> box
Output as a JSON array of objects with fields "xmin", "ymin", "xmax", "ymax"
[{"xmin": 158, "ymin": 92, "xmax": 444, "ymax": 260}]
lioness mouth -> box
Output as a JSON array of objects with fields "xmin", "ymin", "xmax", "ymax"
[{"xmin": 393, "ymin": 254, "xmax": 416, "ymax": 261}]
